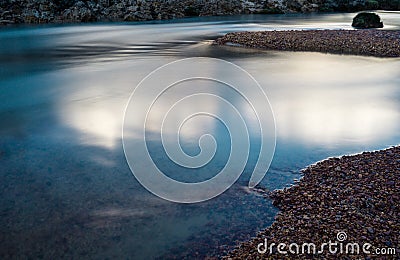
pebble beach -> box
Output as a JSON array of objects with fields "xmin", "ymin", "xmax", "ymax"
[
  {"xmin": 215, "ymin": 30, "xmax": 400, "ymax": 57},
  {"xmin": 225, "ymin": 146, "xmax": 400, "ymax": 259}
]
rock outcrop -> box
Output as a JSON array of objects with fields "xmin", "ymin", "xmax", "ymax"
[{"xmin": 0, "ymin": 0, "xmax": 399, "ymax": 25}]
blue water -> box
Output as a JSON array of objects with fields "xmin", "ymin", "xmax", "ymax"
[{"xmin": 1, "ymin": 12, "xmax": 400, "ymax": 259}]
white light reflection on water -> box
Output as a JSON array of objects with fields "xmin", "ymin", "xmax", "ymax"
[
  {"xmin": 238, "ymin": 53, "xmax": 400, "ymax": 146},
  {"xmin": 58, "ymin": 53, "xmax": 400, "ymax": 150}
]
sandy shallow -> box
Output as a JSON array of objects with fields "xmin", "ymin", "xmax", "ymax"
[
  {"xmin": 225, "ymin": 146, "xmax": 400, "ymax": 259},
  {"xmin": 215, "ymin": 30, "xmax": 400, "ymax": 57}
]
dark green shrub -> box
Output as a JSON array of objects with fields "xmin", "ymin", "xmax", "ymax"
[
  {"xmin": 352, "ymin": 12, "xmax": 383, "ymax": 29},
  {"xmin": 257, "ymin": 7, "xmax": 284, "ymax": 14},
  {"xmin": 184, "ymin": 6, "xmax": 200, "ymax": 17}
]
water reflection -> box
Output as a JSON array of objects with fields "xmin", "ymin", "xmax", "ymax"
[
  {"xmin": 58, "ymin": 52, "xmax": 400, "ymax": 150},
  {"xmin": 239, "ymin": 53, "xmax": 400, "ymax": 146}
]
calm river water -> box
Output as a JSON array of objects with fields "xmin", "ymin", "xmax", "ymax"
[{"xmin": 1, "ymin": 12, "xmax": 399, "ymax": 259}]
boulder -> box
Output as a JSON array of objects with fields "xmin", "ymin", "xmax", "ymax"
[{"xmin": 352, "ymin": 12, "xmax": 383, "ymax": 29}]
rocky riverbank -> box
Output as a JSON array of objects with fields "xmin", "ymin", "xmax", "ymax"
[
  {"xmin": 215, "ymin": 29, "xmax": 400, "ymax": 57},
  {"xmin": 1, "ymin": 0, "xmax": 399, "ymax": 25},
  {"xmin": 226, "ymin": 146, "xmax": 400, "ymax": 259}
]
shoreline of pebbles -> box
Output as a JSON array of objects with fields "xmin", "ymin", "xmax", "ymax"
[
  {"xmin": 225, "ymin": 146, "xmax": 400, "ymax": 259},
  {"xmin": 215, "ymin": 30, "xmax": 400, "ymax": 58}
]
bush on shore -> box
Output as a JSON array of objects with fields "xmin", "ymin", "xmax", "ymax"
[{"xmin": 352, "ymin": 12, "xmax": 384, "ymax": 28}]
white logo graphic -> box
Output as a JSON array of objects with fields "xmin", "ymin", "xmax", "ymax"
[
  {"xmin": 122, "ymin": 57, "xmax": 276, "ymax": 203},
  {"xmin": 336, "ymin": 231, "xmax": 347, "ymax": 242}
]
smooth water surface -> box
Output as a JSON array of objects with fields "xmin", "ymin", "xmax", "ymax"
[{"xmin": 1, "ymin": 12, "xmax": 400, "ymax": 259}]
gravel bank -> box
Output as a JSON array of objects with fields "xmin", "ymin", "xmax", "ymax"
[
  {"xmin": 226, "ymin": 146, "xmax": 400, "ymax": 259},
  {"xmin": 215, "ymin": 30, "xmax": 400, "ymax": 57}
]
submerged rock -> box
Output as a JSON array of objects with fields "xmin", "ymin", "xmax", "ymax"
[{"xmin": 352, "ymin": 12, "xmax": 383, "ymax": 29}]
